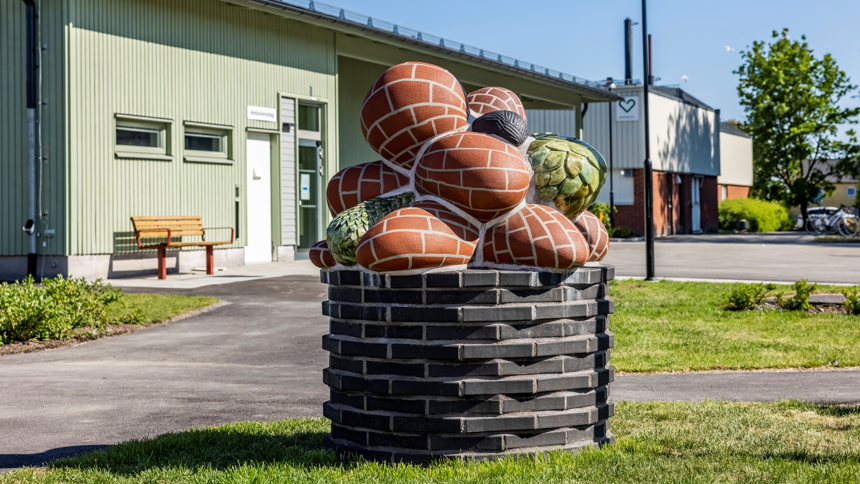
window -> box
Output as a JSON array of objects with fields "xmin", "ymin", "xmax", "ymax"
[
  {"xmin": 298, "ymin": 104, "xmax": 320, "ymax": 132},
  {"xmin": 117, "ymin": 126, "xmax": 160, "ymax": 148},
  {"xmin": 185, "ymin": 132, "xmax": 222, "ymax": 152},
  {"xmin": 183, "ymin": 122, "xmax": 233, "ymax": 164},
  {"xmin": 114, "ymin": 114, "xmax": 172, "ymax": 160},
  {"xmin": 848, "ymin": 187, "xmax": 857, "ymax": 197}
]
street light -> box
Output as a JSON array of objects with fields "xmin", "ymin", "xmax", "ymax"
[
  {"xmin": 605, "ymin": 78, "xmax": 616, "ymax": 229},
  {"xmin": 641, "ymin": 0, "xmax": 656, "ymax": 281}
]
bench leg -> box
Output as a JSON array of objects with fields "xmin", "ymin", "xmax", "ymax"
[
  {"xmin": 206, "ymin": 246, "xmax": 214, "ymax": 275},
  {"xmin": 157, "ymin": 247, "xmax": 167, "ymax": 280}
]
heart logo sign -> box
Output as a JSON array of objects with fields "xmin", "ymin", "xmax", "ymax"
[
  {"xmin": 616, "ymin": 96, "xmax": 639, "ymax": 121},
  {"xmin": 619, "ymin": 99, "xmax": 636, "ymax": 112}
]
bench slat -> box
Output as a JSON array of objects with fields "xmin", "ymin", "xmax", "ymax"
[
  {"xmin": 136, "ymin": 230, "xmax": 205, "ymax": 237},
  {"xmin": 132, "ymin": 216, "xmax": 202, "ymax": 221}
]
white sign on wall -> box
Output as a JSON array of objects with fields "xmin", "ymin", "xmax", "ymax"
[
  {"xmin": 616, "ymin": 96, "xmax": 639, "ymax": 121},
  {"xmin": 300, "ymin": 174, "xmax": 311, "ymax": 201},
  {"xmin": 247, "ymin": 105, "xmax": 277, "ymax": 122}
]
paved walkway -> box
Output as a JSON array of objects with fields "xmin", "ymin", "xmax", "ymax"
[
  {"xmin": 2, "ymin": 273, "xmax": 859, "ymax": 472},
  {"xmin": 604, "ymin": 232, "xmax": 860, "ymax": 284}
]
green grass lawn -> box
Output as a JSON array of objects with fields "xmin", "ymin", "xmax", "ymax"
[
  {"xmin": 609, "ymin": 280, "xmax": 860, "ymax": 373},
  {"xmin": 106, "ymin": 294, "xmax": 218, "ymax": 325},
  {"xmin": 4, "ymin": 401, "xmax": 858, "ymax": 483}
]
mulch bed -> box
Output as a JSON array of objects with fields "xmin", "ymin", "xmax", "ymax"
[
  {"xmin": 0, "ymin": 324, "xmax": 151, "ymax": 356},
  {"xmin": 0, "ymin": 300, "xmax": 226, "ymax": 357}
]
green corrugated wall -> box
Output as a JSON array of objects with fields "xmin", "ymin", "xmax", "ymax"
[
  {"xmin": 336, "ymin": 56, "xmax": 484, "ymax": 170},
  {"xmin": 0, "ymin": 0, "xmax": 65, "ymax": 257},
  {"xmin": 336, "ymin": 56, "xmax": 385, "ymax": 169},
  {"xmin": 65, "ymin": 0, "xmax": 338, "ymax": 255}
]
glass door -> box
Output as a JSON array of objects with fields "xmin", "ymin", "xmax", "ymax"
[
  {"xmin": 297, "ymin": 103, "xmax": 322, "ymax": 250},
  {"xmin": 298, "ymin": 139, "xmax": 321, "ymax": 249}
]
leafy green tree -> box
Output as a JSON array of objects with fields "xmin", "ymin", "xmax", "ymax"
[{"xmin": 736, "ymin": 29, "xmax": 859, "ymax": 223}]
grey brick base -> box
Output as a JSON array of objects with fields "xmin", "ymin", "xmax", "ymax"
[{"xmin": 320, "ymin": 266, "xmax": 615, "ymax": 464}]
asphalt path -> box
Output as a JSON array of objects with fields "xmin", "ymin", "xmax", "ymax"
[
  {"xmin": 604, "ymin": 232, "xmax": 860, "ymax": 284},
  {"xmin": 3, "ymin": 241, "xmax": 859, "ymax": 471}
]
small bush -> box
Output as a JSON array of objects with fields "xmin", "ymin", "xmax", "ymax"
[
  {"xmin": 842, "ymin": 287, "xmax": 860, "ymax": 315},
  {"xmin": 587, "ymin": 202, "xmax": 638, "ymax": 238},
  {"xmin": 778, "ymin": 280, "xmax": 818, "ymax": 311},
  {"xmin": 609, "ymin": 227, "xmax": 637, "ymax": 239},
  {"xmin": 0, "ymin": 275, "xmax": 137, "ymax": 344},
  {"xmin": 719, "ymin": 198, "xmax": 794, "ymax": 232},
  {"xmin": 725, "ymin": 283, "xmax": 776, "ymax": 310}
]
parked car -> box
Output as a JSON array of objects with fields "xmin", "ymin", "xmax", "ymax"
[{"xmin": 795, "ymin": 206, "xmax": 838, "ymax": 228}]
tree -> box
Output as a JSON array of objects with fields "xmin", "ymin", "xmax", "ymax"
[{"xmin": 735, "ymin": 29, "xmax": 859, "ymax": 223}]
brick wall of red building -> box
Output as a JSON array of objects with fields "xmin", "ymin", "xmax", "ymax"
[
  {"xmin": 720, "ymin": 185, "xmax": 751, "ymax": 200},
  {"xmin": 610, "ymin": 169, "xmax": 719, "ymax": 236}
]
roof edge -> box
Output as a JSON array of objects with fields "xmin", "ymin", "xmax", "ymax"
[{"xmin": 225, "ymin": 0, "xmax": 622, "ymax": 102}]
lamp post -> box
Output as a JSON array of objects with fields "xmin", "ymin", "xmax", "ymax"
[
  {"xmin": 641, "ymin": 0, "xmax": 656, "ymax": 281},
  {"xmin": 605, "ymin": 79, "xmax": 616, "ymax": 229}
]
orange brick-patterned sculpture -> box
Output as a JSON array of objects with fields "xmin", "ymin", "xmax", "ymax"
[
  {"xmin": 314, "ymin": 61, "xmax": 610, "ymax": 274},
  {"xmin": 320, "ymin": 64, "xmax": 616, "ymax": 466}
]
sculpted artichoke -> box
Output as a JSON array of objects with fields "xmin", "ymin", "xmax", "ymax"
[
  {"xmin": 326, "ymin": 192, "xmax": 415, "ymax": 266},
  {"xmin": 528, "ymin": 133, "xmax": 607, "ymax": 220}
]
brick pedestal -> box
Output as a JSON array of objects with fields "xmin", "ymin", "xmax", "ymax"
[{"xmin": 320, "ymin": 266, "xmax": 615, "ymax": 464}]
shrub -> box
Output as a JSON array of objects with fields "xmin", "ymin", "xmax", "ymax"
[
  {"xmin": 725, "ymin": 283, "xmax": 776, "ymax": 310},
  {"xmin": 609, "ymin": 227, "xmax": 637, "ymax": 239},
  {"xmin": 0, "ymin": 275, "xmax": 136, "ymax": 344},
  {"xmin": 778, "ymin": 280, "xmax": 817, "ymax": 311},
  {"xmin": 842, "ymin": 287, "xmax": 860, "ymax": 315},
  {"xmin": 719, "ymin": 198, "xmax": 794, "ymax": 232},
  {"xmin": 588, "ymin": 202, "xmax": 636, "ymax": 238}
]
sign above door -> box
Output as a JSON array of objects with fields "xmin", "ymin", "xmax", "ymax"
[{"xmin": 247, "ymin": 105, "xmax": 277, "ymax": 122}]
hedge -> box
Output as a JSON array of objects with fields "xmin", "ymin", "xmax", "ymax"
[
  {"xmin": 0, "ymin": 276, "xmax": 137, "ymax": 344},
  {"xmin": 718, "ymin": 198, "xmax": 794, "ymax": 232}
]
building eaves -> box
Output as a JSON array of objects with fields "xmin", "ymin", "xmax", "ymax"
[
  {"xmin": 720, "ymin": 122, "xmax": 751, "ymax": 139},
  {"xmin": 227, "ymin": 0, "xmax": 622, "ymax": 102},
  {"xmin": 650, "ymin": 86, "xmax": 714, "ymax": 112}
]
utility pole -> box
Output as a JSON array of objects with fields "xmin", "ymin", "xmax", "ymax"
[
  {"xmin": 607, "ymin": 82, "xmax": 615, "ymax": 229},
  {"xmin": 641, "ymin": 0, "xmax": 656, "ymax": 281}
]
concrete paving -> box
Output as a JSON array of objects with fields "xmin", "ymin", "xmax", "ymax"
[
  {"xmin": 2, "ymin": 273, "xmax": 860, "ymax": 472},
  {"xmin": 604, "ymin": 232, "xmax": 860, "ymax": 284}
]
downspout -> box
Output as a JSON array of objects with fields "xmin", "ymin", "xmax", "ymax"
[{"xmin": 22, "ymin": 0, "xmax": 40, "ymax": 278}]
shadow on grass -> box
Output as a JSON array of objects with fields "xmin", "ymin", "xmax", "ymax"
[
  {"xmin": 44, "ymin": 403, "xmax": 860, "ymax": 476},
  {"xmin": 50, "ymin": 421, "xmax": 339, "ymax": 475}
]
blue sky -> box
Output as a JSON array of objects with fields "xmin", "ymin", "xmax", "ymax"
[{"xmin": 325, "ymin": 0, "xmax": 859, "ymax": 131}]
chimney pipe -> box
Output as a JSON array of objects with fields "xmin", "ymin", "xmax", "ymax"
[
  {"xmin": 648, "ymin": 34, "xmax": 654, "ymax": 85},
  {"xmin": 624, "ymin": 18, "xmax": 633, "ymax": 85}
]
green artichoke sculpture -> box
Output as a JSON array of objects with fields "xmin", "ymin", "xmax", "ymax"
[
  {"xmin": 528, "ymin": 133, "xmax": 607, "ymax": 220},
  {"xmin": 326, "ymin": 192, "xmax": 415, "ymax": 266}
]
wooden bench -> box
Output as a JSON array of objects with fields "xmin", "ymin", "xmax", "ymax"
[{"xmin": 131, "ymin": 216, "xmax": 234, "ymax": 280}]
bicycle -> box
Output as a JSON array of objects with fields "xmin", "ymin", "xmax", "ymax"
[{"xmin": 805, "ymin": 205, "xmax": 860, "ymax": 237}]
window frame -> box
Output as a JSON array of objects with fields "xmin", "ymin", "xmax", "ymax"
[
  {"xmin": 848, "ymin": 187, "xmax": 857, "ymax": 197},
  {"xmin": 114, "ymin": 114, "xmax": 173, "ymax": 161},
  {"xmin": 183, "ymin": 121, "xmax": 234, "ymax": 164}
]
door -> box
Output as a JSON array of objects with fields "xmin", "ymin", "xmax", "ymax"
[
  {"xmin": 298, "ymin": 138, "xmax": 321, "ymax": 249},
  {"xmin": 297, "ymin": 103, "xmax": 323, "ymax": 250},
  {"xmin": 245, "ymin": 132, "xmax": 272, "ymax": 263},
  {"xmin": 692, "ymin": 176, "xmax": 702, "ymax": 233}
]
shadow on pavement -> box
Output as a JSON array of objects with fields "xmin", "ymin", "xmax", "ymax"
[
  {"xmin": 655, "ymin": 232, "xmax": 815, "ymax": 246},
  {"xmin": 1, "ymin": 445, "xmax": 110, "ymax": 470}
]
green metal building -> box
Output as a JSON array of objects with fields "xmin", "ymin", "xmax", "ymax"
[{"xmin": 0, "ymin": 0, "xmax": 617, "ymax": 280}]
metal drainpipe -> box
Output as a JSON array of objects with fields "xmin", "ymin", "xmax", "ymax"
[{"xmin": 22, "ymin": 0, "xmax": 39, "ymax": 278}]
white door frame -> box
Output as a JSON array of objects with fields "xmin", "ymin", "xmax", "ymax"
[
  {"xmin": 692, "ymin": 175, "xmax": 703, "ymax": 234},
  {"xmin": 245, "ymin": 132, "xmax": 273, "ymax": 264}
]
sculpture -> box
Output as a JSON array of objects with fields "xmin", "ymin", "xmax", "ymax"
[{"xmin": 311, "ymin": 61, "xmax": 609, "ymax": 273}]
